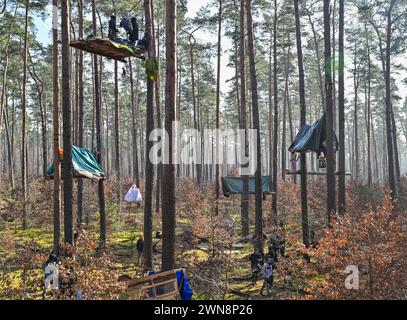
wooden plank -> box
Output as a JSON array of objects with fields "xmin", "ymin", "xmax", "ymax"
[
  {"xmin": 127, "ymin": 269, "xmax": 177, "ymax": 291},
  {"xmin": 143, "ymin": 291, "xmax": 179, "ymax": 300},
  {"xmin": 139, "ymin": 278, "xmax": 178, "ymax": 291},
  {"xmin": 285, "ymin": 170, "xmax": 351, "ymax": 176},
  {"xmin": 153, "ymin": 278, "xmax": 179, "ymax": 287},
  {"xmin": 70, "ymin": 38, "xmax": 145, "ymax": 62},
  {"xmin": 138, "ymin": 278, "xmax": 180, "ymax": 300},
  {"xmin": 156, "ymin": 291, "xmax": 180, "ymax": 300}
]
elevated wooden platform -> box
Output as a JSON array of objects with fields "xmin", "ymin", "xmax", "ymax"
[
  {"xmin": 70, "ymin": 38, "xmax": 145, "ymax": 62},
  {"xmin": 46, "ymin": 170, "xmax": 106, "ymax": 181},
  {"xmin": 285, "ymin": 169, "xmax": 351, "ymax": 176}
]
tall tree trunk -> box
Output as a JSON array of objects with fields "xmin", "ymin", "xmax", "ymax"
[
  {"xmin": 384, "ymin": 0, "xmax": 396, "ymax": 197},
  {"xmin": 27, "ymin": 56, "xmax": 48, "ymax": 178},
  {"xmin": 324, "ymin": 0, "xmax": 336, "ymax": 221},
  {"xmin": 268, "ymin": 34, "xmax": 273, "ymax": 197},
  {"xmin": 332, "ymin": 0, "xmax": 337, "ymax": 131},
  {"xmin": 162, "ymin": 0, "xmax": 177, "ymax": 271},
  {"xmin": 188, "ymin": 31, "xmax": 202, "ymax": 186},
  {"xmin": 239, "ymin": 0, "xmax": 249, "ymax": 238},
  {"xmin": 382, "ymin": 116, "xmax": 387, "ymax": 181},
  {"xmin": 91, "ymin": 56, "xmax": 95, "ymax": 152},
  {"xmin": 287, "ymin": 76, "xmax": 296, "ymax": 184},
  {"xmin": 129, "ymin": 59, "xmax": 140, "ymax": 187},
  {"xmin": 143, "ymin": 0, "xmax": 156, "ymax": 270},
  {"xmin": 294, "ymin": 0, "xmax": 309, "ymax": 247},
  {"xmin": 112, "ymin": 0, "xmax": 121, "ymax": 214},
  {"xmin": 271, "ymin": 0, "xmax": 278, "ymax": 221},
  {"xmin": 246, "ymin": 0, "xmax": 263, "ymax": 254},
  {"xmin": 114, "ymin": 61, "xmax": 121, "ymax": 215},
  {"xmin": 92, "ymin": 0, "xmax": 106, "ymax": 247},
  {"xmin": 353, "ymin": 41, "xmax": 360, "ymax": 179},
  {"xmin": 338, "ymin": 0, "xmax": 346, "ymax": 213},
  {"xmin": 0, "ymin": 5, "xmax": 17, "ymax": 169},
  {"xmin": 281, "ymin": 35, "xmax": 290, "ymax": 182},
  {"xmin": 52, "ymin": 0, "xmax": 61, "ymax": 254},
  {"xmin": 77, "ymin": 0, "xmax": 84, "ymax": 226},
  {"xmin": 3, "ymin": 97, "xmax": 14, "ymax": 189},
  {"xmin": 61, "ymin": 0, "xmax": 73, "ymax": 244},
  {"xmin": 372, "ymin": 113, "xmax": 379, "ymax": 182},
  {"xmin": 365, "ymin": 22, "xmax": 372, "ymax": 188},
  {"xmin": 153, "ymin": 11, "xmax": 163, "ymax": 214},
  {"xmin": 0, "ymin": 7, "xmax": 16, "ymax": 190},
  {"xmin": 21, "ymin": 0, "xmax": 29, "ymax": 230},
  {"xmin": 176, "ymin": 64, "xmax": 182, "ymax": 179},
  {"xmin": 390, "ymin": 103, "xmax": 400, "ymax": 183},
  {"xmin": 307, "ymin": 13, "xmax": 325, "ymax": 108},
  {"xmin": 214, "ymin": 0, "xmax": 222, "ymax": 215}
]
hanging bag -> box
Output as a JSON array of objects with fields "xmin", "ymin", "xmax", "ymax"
[{"xmin": 124, "ymin": 185, "xmax": 142, "ymax": 203}]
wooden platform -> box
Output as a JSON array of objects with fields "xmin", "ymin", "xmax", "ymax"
[
  {"xmin": 70, "ymin": 38, "xmax": 145, "ymax": 62},
  {"xmin": 127, "ymin": 269, "xmax": 180, "ymax": 300},
  {"xmin": 285, "ymin": 169, "xmax": 351, "ymax": 176},
  {"xmin": 46, "ymin": 168, "xmax": 106, "ymax": 181}
]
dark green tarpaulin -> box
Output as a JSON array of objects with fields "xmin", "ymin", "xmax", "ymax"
[
  {"xmin": 222, "ymin": 176, "xmax": 271, "ymax": 197},
  {"xmin": 47, "ymin": 146, "xmax": 105, "ymax": 180},
  {"xmin": 288, "ymin": 114, "xmax": 339, "ymax": 155}
]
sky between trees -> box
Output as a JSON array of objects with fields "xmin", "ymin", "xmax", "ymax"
[{"xmin": 32, "ymin": 1, "xmax": 407, "ymax": 106}]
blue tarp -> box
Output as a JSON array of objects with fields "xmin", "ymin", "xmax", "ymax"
[
  {"xmin": 176, "ymin": 271, "xmax": 193, "ymax": 300},
  {"xmin": 289, "ymin": 114, "xmax": 339, "ymax": 155}
]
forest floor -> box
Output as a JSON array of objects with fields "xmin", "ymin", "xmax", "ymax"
[
  {"xmin": 6, "ymin": 177, "xmax": 399, "ymax": 300},
  {"xmin": 0, "ymin": 193, "xmax": 306, "ymax": 300}
]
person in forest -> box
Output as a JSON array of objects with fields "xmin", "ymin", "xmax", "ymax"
[
  {"xmin": 119, "ymin": 17, "xmax": 143, "ymax": 47},
  {"xmin": 119, "ymin": 18, "xmax": 134, "ymax": 44},
  {"xmin": 318, "ymin": 140, "xmax": 327, "ymax": 168},
  {"xmin": 249, "ymin": 251, "xmax": 263, "ymax": 285},
  {"xmin": 267, "ymin": 240, "xmax": 279, "ymax": 263},
  {"xmin": 130, "ymin": 17, "xmax": 139, "ymax": 44},
  {"xmin": 43, "ymin": 253, "xmax": 59, "ymax": 299},
  {"xmin": 136, "ymin": 235, "xmax": 144, "ymax": 265},
  {"xmin": 267, "ymin": 230, "xmax": 286, "ymax": 263},
  {"xmin": 260, "ymin": 257, "xmax": 274, "ymax": 296},
  {"xmin": 108, "ymin": 15, "xmax": 119, "ymax": 40},
  {"xmin": 265, "ymin": 244, "xmax": 278, "ymax": 266},
  {"xmin": 73, "ymin": 223, "xmax": 85, "ymax": 244},
  {"xmin": 277, "ymin": 227, "xmax": 287, "ymax": 258},
  {"xmin": 290, "ymin": 153, "xmax": 299, "ymax": 172}
]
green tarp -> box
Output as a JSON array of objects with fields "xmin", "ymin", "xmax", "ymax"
[
  {"xmin": 47, "ymin": 146, "xmax": 105, "ymax": 181},
  {"xmin": 221, "ymin": 176, "xmax": 271, "ymax": 197},
  {"xmin": 289, "ymin": 114, "xmax": 339, "ymax": 155}
]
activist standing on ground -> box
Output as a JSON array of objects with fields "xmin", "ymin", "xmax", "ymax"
[
  {"xmin": 136, "ymin": 235, "xmax": 144, "ymax": 265},
  {"xmin": 260, "ymin": 257, "xmax": 274, "ymax": 296}
]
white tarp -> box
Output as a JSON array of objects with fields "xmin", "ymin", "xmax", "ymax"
[{"xmin": 124, "ymin": 185, "xmax": 143, "ymax": 203}]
